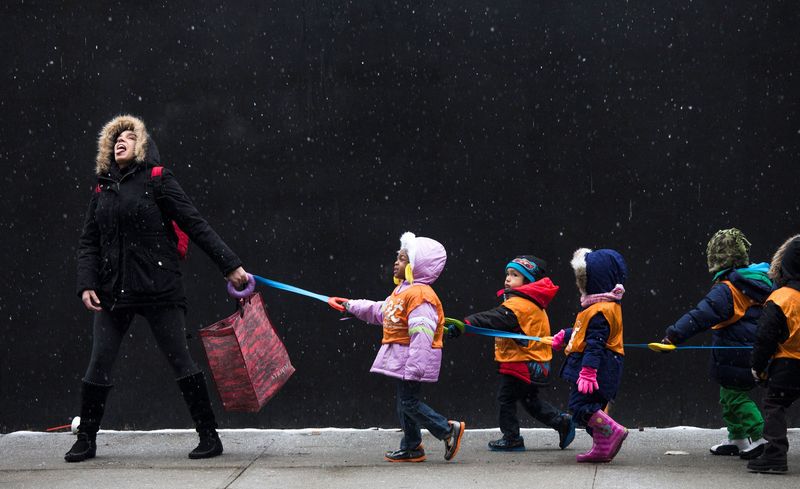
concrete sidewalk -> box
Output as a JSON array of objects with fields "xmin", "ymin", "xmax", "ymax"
[{"xmin": 1, "ymin": 427, "xmax": 798, "ymax": 488}]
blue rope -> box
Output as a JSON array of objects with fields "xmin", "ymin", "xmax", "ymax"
[
  {"xmin": 246, "ymin": 278, "xmax": 757, "ymax": 351},
  {"xmin": 252, "ymin": 275, "xmax": 331, "ymax": 303},
  {"xmin": 625, "ymin": 344, "xmax": 752, "ymax": 350},
  {"xmin": 460, "ymin": 332, "xmax": 752, "ymax": 350},
  {"xmin": 464, "ymin": 324, "xmax": 543, "ymax": 342}
]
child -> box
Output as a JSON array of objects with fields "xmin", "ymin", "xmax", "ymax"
[
  {"xmin": 331, "ymin": 232, "xmax": 465, "ymax": 463},
  {"xmin": 550, "ymin": 248, "xmax": 628, "ymax": 463},
  {"xmin": 659, "ymin": 228, "xmax": 772, "ymax": 458},
  {"xmin": 747, "ymin": 235, "xmax": 800, "ymax": 473},
  {"xmin": 451, "ymin": 256, "xmax": 575, "ymax": 451}
]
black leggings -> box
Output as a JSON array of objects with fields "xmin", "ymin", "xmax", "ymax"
[{"xmin": 83, "ymin": 306, "xmax": 200, "ymax": 385}]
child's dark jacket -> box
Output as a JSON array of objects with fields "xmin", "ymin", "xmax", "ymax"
[
  {"xmin": 665, "ymin": 267, "xmax": 772, "ymax": 389},
  {"xmin": 752, "ymin": 237, "xmax": 800, "ymax": 390}
]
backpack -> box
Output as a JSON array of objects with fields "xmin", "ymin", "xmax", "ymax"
[{"xmin": 150, "ymin": 166, "xmax": 190, "ymax": 260}]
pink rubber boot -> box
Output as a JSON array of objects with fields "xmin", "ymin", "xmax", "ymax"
[{"xmin": 576, "ymin": 410, "xmax": 628, "ymax": 463}]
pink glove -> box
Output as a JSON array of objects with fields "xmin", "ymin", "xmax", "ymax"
[
  {"xmin": 577, "ymin": 366, "xmax": 599, "ymax": 394},
  {"xmin": 550, "ymin": 329, "xmax": 566, "ymax": 351}
]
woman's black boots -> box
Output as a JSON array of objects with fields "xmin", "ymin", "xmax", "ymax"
[
  {"xmin": 178, "ymin": 372, "xmax": 223, "ymax": 459},
  {"xmin": 64, "ymin": 381, "xmax": 113, "ymax": 463}
]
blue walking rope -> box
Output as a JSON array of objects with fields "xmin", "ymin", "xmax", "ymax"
[
  {"xmin": 251, "ymin": 275, "xmax": 331, "ymax": 303},
  {"xmin": 242, "ymin": 276, "xmax": 754, "ymax": 350},
  {"xmin": 624, "ymin": 344, "xmax": 752, "ymax": 350},
  {"xmin": 463, "ymin": 324, "xmax": 543, "ymax": 342}
]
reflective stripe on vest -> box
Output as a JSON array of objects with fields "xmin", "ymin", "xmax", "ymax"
[
  {"xmin": 381, "ymin": 284, "xmax": 445, "ymax": 349},
  {"xmin": 565, "ymin": 302, "xmax": 624, "ymax": 356}
]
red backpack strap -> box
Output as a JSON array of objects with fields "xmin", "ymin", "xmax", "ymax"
[
  {"xmin": 149, "ymin": 165, "xmax": 189, "ymax": 260},
  {"xmin": 149, "ymin": 166, "xmax": 165, "ymax": 196}
]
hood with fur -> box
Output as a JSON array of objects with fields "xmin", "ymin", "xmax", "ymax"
[
  {"xmin": 769, "ymin": 235, "xmax": 800, "ymax": 287},
  {"xmin": 571, "ymin": 248, "xmax": 627, "ymax": 296},
  {"xmin": 95, "ymin": 114, "xmax": 160, "ymax": 174},
  {"xmin": 399, "ymin": 232, "xmax": 446, "ymax": 285}
]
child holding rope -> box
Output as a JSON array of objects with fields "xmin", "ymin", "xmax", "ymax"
[
  {"xmin": 658, "ymin": 229, "xmax": 772, "ymax": 458},
  {"xmin": 550, "ymin": 248, "xmax": 628, "ymax": 463},
  {"xmin": 330, "ymin": 232, "xmax": 465, "ymax": 463},
  {"xmin": 448, "ymin": 256, "xmax": 575, "ymax": 451}
]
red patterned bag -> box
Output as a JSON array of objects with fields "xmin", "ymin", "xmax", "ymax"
[{"xmin": 200, "ymin": 292, "xmax": 295, "ymax": 412}]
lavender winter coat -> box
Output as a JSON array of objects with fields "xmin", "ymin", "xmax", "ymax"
[{"xmin": 347, "ymin": 237, "xmax": 447, "ymax": 382}]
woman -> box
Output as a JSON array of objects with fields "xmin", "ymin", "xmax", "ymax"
[{"xmin": 67, "ymin": 114, "xmax": 249, "ymax": 462}]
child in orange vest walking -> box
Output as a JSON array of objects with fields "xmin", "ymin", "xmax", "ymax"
[
  {"xmin": 550, "ymin": 248, "xmax": 628, "ymax": 463},
  {"xmin": 330, "ymin": 232, "xmax": 465, "ymax": 463},
  {"xmin": 448, "ymin": 256, "xmax": 575, "ymax": 451},
  {"xmin": 658, "ymin": 229, "xmax": 772, "ymax": 458},
  {"xmin": 748, "ymin": 235, "xmax": 800, "ymax": 474}
]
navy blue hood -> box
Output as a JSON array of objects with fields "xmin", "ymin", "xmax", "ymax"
[{"xmin": 572, "ymin": 248, "xmax": 627, "ymax": 296}]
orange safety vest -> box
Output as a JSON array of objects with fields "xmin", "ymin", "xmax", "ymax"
[
  {"xmin": 711, "ymin": 281, "xmax": 760, "ymax": 330},
  {"xmin": 494, "ymin": 296, "xmax": 552, "ymax": 363},
  {"xmin": 381, "ymin": 284, "xmax": 445, "ymax": 348},
  {"xmin": 766, "ymin": 287, "xmax": 800, "ymax": 361},
  {"xmin": 565, "ymin": 302, "xmax": 624, "ymax": 356}
]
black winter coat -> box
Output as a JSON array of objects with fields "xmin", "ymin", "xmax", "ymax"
[
  {"xmin": 752, "ymin": 236, "xmax": 800, "ymax": 390},
  {"xmin": 76, "ymin": 142, "xmax": 241, "ymax": 310}
]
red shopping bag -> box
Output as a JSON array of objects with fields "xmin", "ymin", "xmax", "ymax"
[{"xmin": 200, "ymin": 292, "xmax": 295, "ymax": 412}]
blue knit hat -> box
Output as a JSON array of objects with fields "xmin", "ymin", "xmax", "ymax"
[{"xmin": 505, "ymin": 255, "xmax": 547, "ymax": 283}]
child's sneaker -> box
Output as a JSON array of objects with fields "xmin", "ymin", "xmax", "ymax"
[
  {"xmin": 739, "ymin": 438, "xmax": 768, "ymax": 460},
  {"xmin": 384, "ymin": 445, "xmax": 426, "ymax": 463},
  {"xmin": 710, "ymin": 438, "xmax": 749, "ymax": 455},
  {"xmin": 443, "ymin": 420, "xmax": 465, "ymax": 461},
  {"xmin": 488, "ymin": 437, "xmax": 525, "ymax": 451},
  {"xmin": 556, "ymin": 414, "xmax": 576, "ymax": 449},
  {"xmin": 747, "ymin": 455, "xmax": 788, "ymax": 473}
]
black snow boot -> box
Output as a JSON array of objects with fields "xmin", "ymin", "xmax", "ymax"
[
  {"xmin": 747, "ymin": 455, "xmax": 788, "ymax": 474},
  {"xmin": 177, "ymin": 372, "xmax": 223, "ymax": 459},
  {"xmin": 488, "ymin": 436, "xmax": 525, "ymax": 452},
  {"xmin": 64, "ymin": 381, "xmax": 112, "ymax": 463}
]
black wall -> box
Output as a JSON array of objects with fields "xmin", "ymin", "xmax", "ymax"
[{"xmin": 2, "ymin": 1, "xmax": 799, "ymax": 432}]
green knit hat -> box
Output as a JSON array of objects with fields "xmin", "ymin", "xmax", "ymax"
[{"xmin": 706, "ymin": 228, "xmax": 751, "ymax": 274}]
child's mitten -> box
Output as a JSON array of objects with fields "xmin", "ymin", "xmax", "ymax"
[
  {"xmin": 577, "ymin": 366, "xmax": 599, "ymax": 394},
  {"xmin": 550, "ymin": 329, "xmax": 566, "ymax": 351}
]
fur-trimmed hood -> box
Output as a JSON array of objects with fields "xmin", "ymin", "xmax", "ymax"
[
  {"xmin": 398, "ymin": 232, "xmax": 446, "ymax": 285},
  {"xmin": 769, "ymin": 235, "xmax": 800, "ymax": 287},
  {"xmin": 570, "ymin": 248, "xmax": 627, "ymax": 296},
  {"xmin": 95, "ymin": 115, "xmax": 159, "ymax": 174}
]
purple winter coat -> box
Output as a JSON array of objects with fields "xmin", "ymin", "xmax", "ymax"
[{"xmin": 347, "ymin": 237, "xmax": 447, "ymax": 382}]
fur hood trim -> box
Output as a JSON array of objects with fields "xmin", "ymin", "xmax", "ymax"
[
  {"xmin": 571, "ymin": 248, "xmax": 592, "ymax": 296},
  {"xmin": 769, "ymin": 234, "xmax": 800, "ymax": 282},
  {"xmin": 95, "ymin": 114, "xmax": 150, "ymax": 175},
  {"xmin": 400, "ymin": 232, "xmax": 417, "ymax": 265}
]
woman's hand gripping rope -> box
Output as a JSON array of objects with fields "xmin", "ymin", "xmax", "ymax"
[{"xmin": 225, "ymin": 273, "xmax": 352, "ymax": 319}]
